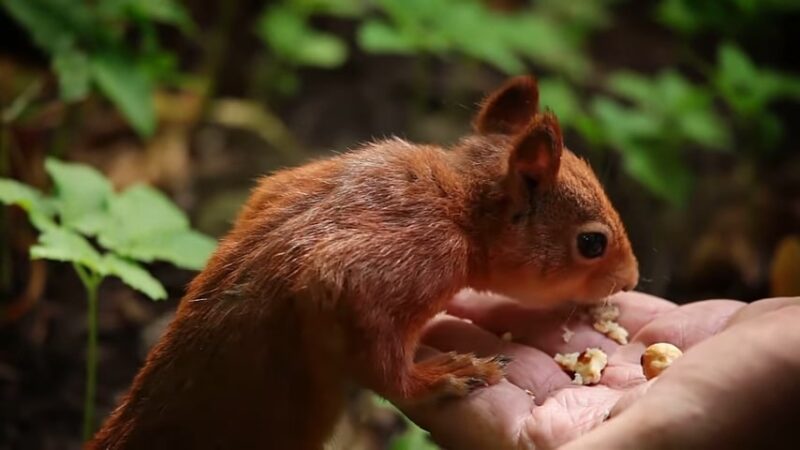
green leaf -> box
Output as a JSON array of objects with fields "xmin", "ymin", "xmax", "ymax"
[
  {"xmin": 677, "ymin": 109, "xmax": 730, "ymax": 150},
  {"xmin": 590, "ymin": 97, "xmax": 661, "ymax": 145},
  {"xmin": 45, "ymin": 158, "xmax": 113, "ymax": 235},
  {"xmin": 715, "ymin": 43, "xmax": 800, "ymax": 119},
  {"xmin": 29, "ymin": 228, "xmax": 168, "ymax": 299},
  {"xmin": 371, "ymin": 395, "xmax": 439, "ymax": 450},
  {"xmin": 0, "ymin": 178, "xmax": 52, "ymax": 217},
  {"xmin": 30, "ymin": 227, "xmax": 105, "ymax": 272},
  {"xmin": 127, "ymin": 0, "xmax": 193, "ymax": 30},
  {"xmin": 295, "ymin": 0, "xmax": 366, "ymax": 17},
  {"xmin": 389, "ymin": 423, "xmax": 439, "ymax": 450},
  {"xmin": 257, "ymin": 5, "xmax": 348, "ymax": 68},
  {"xmin": 620, "ymin": 144, "xmax": 691, "ymax": 205},
  {"xmin": 90, "ymin": 51, "xmax": 156, "ymax": 137},
  {"xmin": 2, "ymin": 0, "xmax": 92, "ymax": 53},
  {"xmin": 295, "ymin": 32, "xmax": 349, "ymax": 68},
  {"xmin": 53, "ymin": 47, "xmax": 90, "ymax": 102},
  {"xmin": 104, "ymin": 254, "xmax": 167, "ymax": 300},
  {"xmin": 96, "ymin": 0, "xmax": 193, "ymax": 31},
  {"xmin": 606, "ymin": 71, "xmax": 655, "ymax": 107},
  {"xmin": 656, "ymin": 0, "xmax": 700, "ymax": 34},
  {"xmin": 98, "ymin": 185, "xmax": 216, "ymax": 270},
  {"xmin": 358, "ymin": 20, "xmax": 417, "ymax": 54},
  {"xmin": 539, "ymin": 78, "xmax": 582, "ymax": 127}
]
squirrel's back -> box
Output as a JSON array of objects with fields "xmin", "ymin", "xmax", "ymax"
[{"xmin": 89, "ymin": 138, "xmax": 472, "ymax": 450}]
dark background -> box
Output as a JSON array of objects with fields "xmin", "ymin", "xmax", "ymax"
[{"xmin": 1, "ymin": 0, "xmax": 798, "ymax": 448}]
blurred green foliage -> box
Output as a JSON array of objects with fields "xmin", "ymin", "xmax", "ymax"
[
  {"xmin": 713, "ymin": 43, "xmax": 800, "ymax": 150},
  {"xmin": 0, "ymin": 159, "xmax": 216, "ymax": 438},
  {"xmin": 2, "ymin": 0, "xmax": 799, "ymax": 443},
  {"xmin": 657, "ymin": 0, "xmax": 800, "ymax": 35},
  {"xmin": 3, "ymin": 0, "xmax": 800, "ymax": 204},
  {"xmin": 254, "ymin": 0, "xmax": 613, "ymax": 94},
  {"xmin": 0, "ymin": 158, "xmax": 216, "ymax": 299},
  {"xmin": 372, "ymin": 395, "xmax": 440, "ymax": 450},
  {"xmin": 251, "ymin": 0, "xmax": 800, "ymax": 205},
  {"xmin": 356, "ymin": 0, "xmax": 595, "ymax": 78},
  {"xmin": 2, "ymin": 0, "xmax": 193, "ymax": 136}
]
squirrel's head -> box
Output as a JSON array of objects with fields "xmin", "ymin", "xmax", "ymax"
[{"xmin": 458, "ymin": 76, "xmax": 638, "ymax": 306}]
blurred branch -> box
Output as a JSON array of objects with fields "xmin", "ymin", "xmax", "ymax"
[{"xmin": 209, "ymin": 99, "xmax": 305, "ymax": 161}]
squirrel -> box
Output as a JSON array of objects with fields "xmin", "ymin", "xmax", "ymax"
[{"xmin": 89, "ymin": 76, "xmax": 639, "ymax": 450}]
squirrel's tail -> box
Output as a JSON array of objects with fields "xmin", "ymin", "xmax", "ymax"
[{"xmin": 88, "ymin": 286, "xmax": 345, "ymax": 450}]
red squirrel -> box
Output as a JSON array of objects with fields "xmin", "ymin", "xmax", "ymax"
[{"xmin": 89, "ymin": 76, "xmax": 638, "ymax": 450}]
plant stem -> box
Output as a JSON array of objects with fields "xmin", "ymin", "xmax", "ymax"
[{"xmin": 74, "ymin": 264, "xmax": 101, "ymax": 441}]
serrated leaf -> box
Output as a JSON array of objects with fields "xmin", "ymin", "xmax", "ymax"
[
  {"xmin": 90, "ymin": 51, "xmax": 156, "ymax": 137},
  {"xmin": 0, "ymin": 178, "xmax": 53, "ymax": 217},
  {"xmin": 45, "ymin": 158, "xmax": 113, "ymax": 234},
  {"xmin": 98, "ymin": 185, "xmax": 216, "ymax": 270},
  {"xmin": 53, "ymin": 47, "xmax": 90, "ymax": 102},
  {"xmin": 30, "ymin": 227, "xmax": 106, "ymax": 272},
  {"xmin": 104, "ymin": 254, "xmax": 167, "ymax": 300}
]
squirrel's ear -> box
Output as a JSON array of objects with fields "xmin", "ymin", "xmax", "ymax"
[
  {"xmin": 474, "ymin": 76, "xmax": 539, "ymax": 135},
  {"xmin": 509, "ymin": 112, "xmax": 563, "ymax": 186}
]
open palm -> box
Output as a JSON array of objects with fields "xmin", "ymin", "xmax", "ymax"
[{"xmin": 401, "ymin": 291, "xmax": 800, "ymax": 449}]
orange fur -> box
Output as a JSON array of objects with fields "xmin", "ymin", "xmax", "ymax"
[{"xmin": 89, "ymin": 76, "xmax": 637, "ymax": 450}]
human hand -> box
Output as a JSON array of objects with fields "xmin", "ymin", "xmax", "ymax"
[{"xmin": 398, "ymin": 291, "xmax": 800, "ymax": 449}]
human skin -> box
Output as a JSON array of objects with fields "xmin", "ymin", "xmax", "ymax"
[{"xmin": 399, "ymin": 291, "xmax": 800, "ymax": 449}]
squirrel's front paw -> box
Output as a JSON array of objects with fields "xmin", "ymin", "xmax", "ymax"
[{"xmin": 422, "ymin": 352, "xmax": 511, "ymax": 397}]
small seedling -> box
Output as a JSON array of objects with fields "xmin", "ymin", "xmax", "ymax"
[{"xmin": 0, "ymin": 158, "xmax": 217, "ymax": 440}]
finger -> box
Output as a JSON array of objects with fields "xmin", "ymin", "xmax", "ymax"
[
  {"xmin": 400, "ymin": 378, "xmax": 537, "ymax": 450},
  {"xmin": 600, "ymin": 343, "xmax": 648, "ymax": 390},
  {"xmin": 521, "ymin": 385, "xmax": 624, "ymax": 449},
  {"xmin": 446, "ymin": 291, "xmax": 622, "ymax": 356},
  {"xmin": 631, "ymin": 299, "xmax": 745, "ymax": 349},
  {"xmin": 447, "ymin": 290, "xmax": 679, "ymax": 357},
  {"xmin": 602, "ymin": 299, "xmax": 794, "ymax": 417},
  {"xmin": 606, "ymin": 380, "xmax": 652, "ymax": 418},
  {"xmin": 607, "ymin": 292, "xmax": 678, "ymax": 335},
  {"xmin": 421, "ymin": 315, "xmax": 571, "ymax": 401},
  {"xmin": 601, "ymin": 300, "xmax": 745, "ymax": 392},
  {"xmin": 563, "ymin": 305, "xmax": 800, "ymax": 450},
  {"xmin": 725, "ymin": 296, "xmax": 800, "ymax": 328}
]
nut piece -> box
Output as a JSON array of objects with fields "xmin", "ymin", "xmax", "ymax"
[
  {"xmin": 642, "ymin": 342, "xmax": 683, "ymax": 380},
  {"xmin": 561, "ymin": 325, "xmax": 575, "ymax": 343},
  {"xmin": 589, "ymin": 304, "xmax": 629, "ymax": 345},
  {"xmin": 554, "ymin": 348, "xmax": 608, "ymax": 385}
]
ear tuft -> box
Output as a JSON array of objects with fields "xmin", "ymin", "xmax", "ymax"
[
  {"xmin": 510, "ymin": 112, "xmax": 563, "ymax": 186},
  {"xmin": 474, "ymin": 76, "xmax": 539, "ymax": 135}
]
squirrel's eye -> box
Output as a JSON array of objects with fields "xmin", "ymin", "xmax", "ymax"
[{"xmin": 577, "ymin": 232, "xmax": 607, "ymax": 259}]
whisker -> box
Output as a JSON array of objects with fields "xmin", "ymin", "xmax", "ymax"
[
  {"xmin": 602, "ymin": 281, "xmax": 617, "ymax": 307},
  {"xmin": 563, "ymin": 303, "xmax": 578, "ymax": 325}
]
